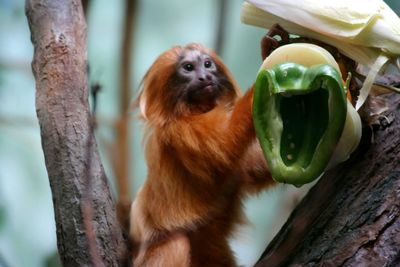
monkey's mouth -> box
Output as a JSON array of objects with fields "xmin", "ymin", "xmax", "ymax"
[
  {"xmin": 203, "ymin": 83, "xmax": 217, "ymax": 92},
  {"xmin": 194, "ymin": 82, "xmax": 218, "ymax": 95},
  {"xmin": 184, "ymin": 82, "xmax": 220, "ymax": 108}
]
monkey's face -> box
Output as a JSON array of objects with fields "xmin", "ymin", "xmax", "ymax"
[
  {"xmin": 139, "ymin": 45, "xmax": 239, "ymax": 121},
  {"xmin": 173, "ymin": 48, "xmax": 234, "ymax": 113}
]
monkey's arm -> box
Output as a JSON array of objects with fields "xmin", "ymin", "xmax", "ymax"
[
  {"xmin": 238, "ymin": 140, "xmax": 275, "ymax": 194},
  {"xmin": 163, "ymin": 88, "xmax": 255, "ymax": 179}
]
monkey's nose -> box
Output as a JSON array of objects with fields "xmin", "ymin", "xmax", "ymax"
[{"xmin": 198, "ymin": 74, "xmax": 212, "ymax": 81}]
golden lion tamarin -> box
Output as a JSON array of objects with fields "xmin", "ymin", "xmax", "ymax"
[{"xmin": 130, "ymin": 43, "xmax": 273, "ymax": 267}]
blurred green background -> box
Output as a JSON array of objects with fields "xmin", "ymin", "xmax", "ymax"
[{"xmin": 0, "ymin": 1, "xmax": 398, "ymax": 266}]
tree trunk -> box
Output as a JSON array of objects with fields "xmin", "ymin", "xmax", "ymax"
[
  {"xmin": 256, "ymin": 93, "xmax": 400, "ymax": 266},
  {"xmin": 25, "ymin": 0, "xmax": 127, "ymax": 266}
]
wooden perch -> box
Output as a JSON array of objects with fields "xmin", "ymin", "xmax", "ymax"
[
  {"xmin": 25, "ymin": 0, "xmax": 127, "ymax": 266},
  {"xmin": 256, "ymin": 93, "xmax": 400, "ymax": 266}
]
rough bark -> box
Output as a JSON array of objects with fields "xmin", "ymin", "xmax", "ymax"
[
  {"xmin": 25, "ymin": 0, "xmax": 127, "ymax": 266},
  {"xmin": 256, "ymin": 93, "xmax": 400, "ymax": 266}
]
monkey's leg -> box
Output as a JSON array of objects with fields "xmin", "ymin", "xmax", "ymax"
[{"xmin": 133, "ymin": 232, "xmax": 191, "ymax": 267}]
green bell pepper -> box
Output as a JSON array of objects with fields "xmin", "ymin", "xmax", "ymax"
[{"xmin": 253, "ymin": 62, "xmax": 347, "ymax": 186}]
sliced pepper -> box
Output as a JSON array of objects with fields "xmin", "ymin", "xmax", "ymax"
[{"xmin": 253, "ymin": 62, "xmax": 347, "ymax": 186}]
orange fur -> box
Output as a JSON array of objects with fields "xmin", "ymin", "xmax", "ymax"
[{"xmin": 130, "ymin": 44, "xmax": 273, "ymax": 266}]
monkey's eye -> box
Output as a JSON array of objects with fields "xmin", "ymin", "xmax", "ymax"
[
  {"xmin": 183, "ymin": 63, "xmax": 194, "ymax": 72},
  {"xmin": 204, "ymin": 60, "xmax": 212, "ymax": 68}
]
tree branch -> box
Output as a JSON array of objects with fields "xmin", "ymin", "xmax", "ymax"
[
  {"xmin": 256, "ymin": 93, "xmax": 400, "ymax": 266},
  {"xmin": 81, "ymin": 0, "xmax": 90, "ymax": 17},
  {"xmin": 214, "ymin": 0, "xmax": 228, "ymax": 55},
  {"xmin": 25, "ymin": 0, "xmax": 127, "ymax": 265},
  {"xmin": 112, "ymin": 0, "xmax": 138, "ymax": 232}
]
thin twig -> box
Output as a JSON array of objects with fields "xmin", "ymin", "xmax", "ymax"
[
  {"xmin": 81, "ymin": 0, "xmax": 90, "ymax": 18},
  {"xmin": 215, "ymin": 0, "xmax": 227, "ymax": 55},
  {"xmin": 114, "ymin": 0, "xmax": 137, "ymax": 215},
  {"xmin": 81, "ymin": 85, "xmax": 104, "ymax": 267}
]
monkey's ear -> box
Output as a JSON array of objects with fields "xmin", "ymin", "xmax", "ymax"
[
  {"xmin": 138, "ymin": 90, "xmax": 148, "ymax": 120},
  {"xmin": 129, "ymin": 89, "xmax": 148, "ymax": 120}
]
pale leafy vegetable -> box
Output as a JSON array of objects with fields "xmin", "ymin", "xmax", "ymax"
[{"xmin": 241, "ymin": 0, "xmax": 400, "ymax": 110}]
